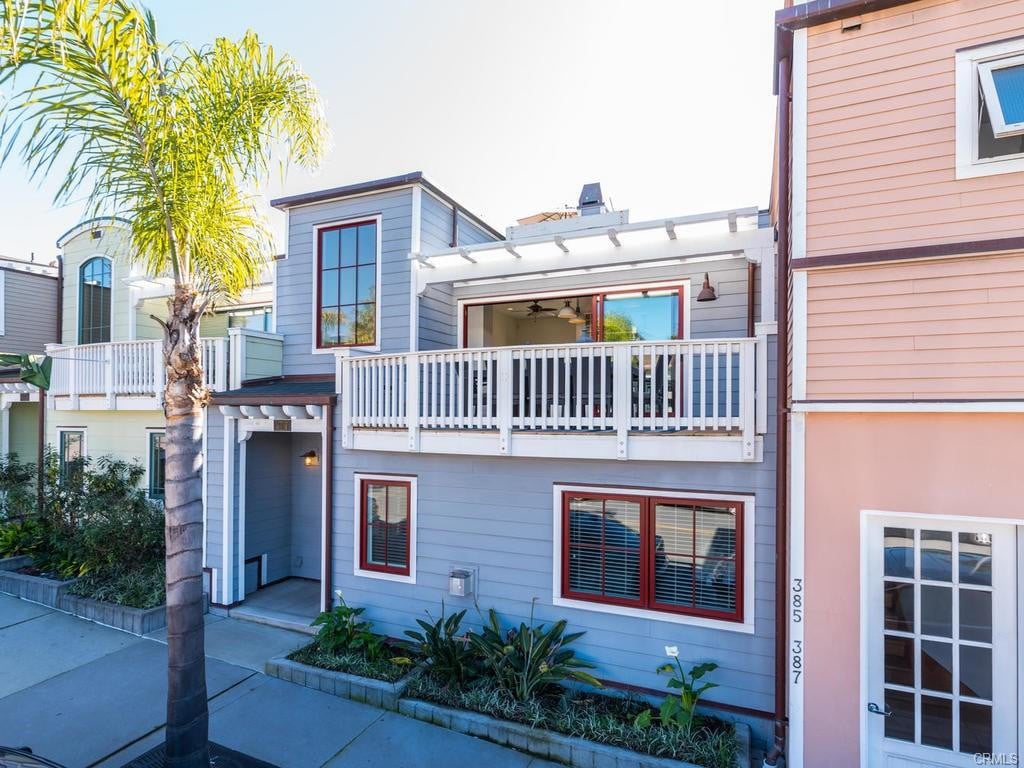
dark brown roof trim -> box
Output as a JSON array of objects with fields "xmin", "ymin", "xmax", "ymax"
[
  {"xmin": 793, "ymin": 235, "xmax": 1024, "ymax": 270},
  {"xmin": 773, "ymin": 0, "xmax": 917, "ymax": 92},
  {"xmin": 269, "ymin": 171, "xmax": 503, "ymax": 241}
]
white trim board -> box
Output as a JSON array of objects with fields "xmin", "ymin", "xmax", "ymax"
[
  {"xmin": 791, "ymin": 269, "xmax": 808, "ymax": 402},
  {"xmin": 351, "ymin": 473, "xmax": 418, "ymax": 585},
  {"xmin": 550, "ymin": 483, "xmax": 756, "ymax": 634},
  {"xmin": 788, "ymin": 411, "xmax": 806, "ymax": 768},
  {"xmin": 792, "ymin": 401, "xmax": 1024, "ymax": 413},
  {"xmin": 791, "ymin": 28, "xmax": 808, "ymax": 264}
]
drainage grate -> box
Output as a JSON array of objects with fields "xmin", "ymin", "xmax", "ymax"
[{"xmin": 120, "ymin": 743, "xmax": 280, "ymax": 768}]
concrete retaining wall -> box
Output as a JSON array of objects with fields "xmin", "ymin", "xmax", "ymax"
[
  {"xmin": 0, "ymin": 557, "xmax": 77, "ymax": 607},
  {"xmin": 397, "ymin": 699, "xmax": 751, "ymax": 768},
  {"xmin": 265, "ymin": 656, "xmax": 412, "ymax": 711},
  {"xmin": 57, "ymin": 593, "xmax": 168, "ymax": 635}
]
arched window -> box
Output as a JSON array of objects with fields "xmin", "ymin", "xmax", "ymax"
[{"xmin": 79, "ymin": 257, "xmax": 112, "ymax": 344}]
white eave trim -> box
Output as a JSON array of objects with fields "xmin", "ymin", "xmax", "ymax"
[
  {"xmin": 792, "ymin": 400, "xmax": 1024, "ymax": 413},
  {"xmin": 413, "ymin": 208, "xmax": 770, "ymax": 290}
]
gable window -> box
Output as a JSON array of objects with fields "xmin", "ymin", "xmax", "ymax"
[
  {"xmin": 58, "ymin": 429, "xmax": 85, "ymax": 482},
  {"xmin": 956, "ymin": 40, "xmax": 1024, "ymax": 178},
  {"xmin": 558, "ymin": 488, "xmax": 745, "ymax": 624},
  {"xmin": 317, "ymin": 221, "xmax": 378, "ymax": 348},
  {"xmin": 148, "ymin": 431, "xmax": 166, "ymax": 500},
  {"xmin": 79, "ymin": 257, "xmax": 112, "ymax": 344},
  {"xmin": 355, "ymin": 474, "xmax": 415, "ymax": 582}
]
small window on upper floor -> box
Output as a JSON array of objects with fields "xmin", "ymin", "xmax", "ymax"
[{"xmin": 956, "ymin": 40, "xmax": 1024, "ymax": 178}]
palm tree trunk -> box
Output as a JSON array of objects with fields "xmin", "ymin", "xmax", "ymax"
[{"xmin": 163, "ymin": 284, "xmax": 210, "ymax": 768}]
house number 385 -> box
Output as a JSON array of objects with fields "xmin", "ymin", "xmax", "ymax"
[{"xmin": 791, "ymin": 577, "xmax": 804, "ymax": 685}]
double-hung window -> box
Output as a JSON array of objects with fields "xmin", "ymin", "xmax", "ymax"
[
  {"xmin": 317, "ymin": 220, "xmax": 378, "ymax": 348},
  {"xmin": 356, "ymin": 475, "xmax": 415, "ymax": 582},
  {"xmin": 559, "ymin": 488, "xmax": 744, "ymax": 623},
  {"xmin": 956, "ymin": 39, "xmax": 1024, "ymax": 177}
]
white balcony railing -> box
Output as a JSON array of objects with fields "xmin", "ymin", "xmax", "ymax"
[
  {"xmin": 339, "ymin": 338, "xmax": 764, "ymax": 462},
  {"xmin": 48, "ymin": 338, "xmax": 228, "ymax": 403}
]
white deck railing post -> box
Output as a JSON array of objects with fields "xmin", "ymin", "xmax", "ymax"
[
  {"xmin": 104, "ymin": 344, "xmax": 115, "ymax": 408},
  {"xmin": 741, "ymin": 339, "xmax": 756, "ymax": 459},
  {"xmin": 340, "ymin": 359, "xmax": 353, "ymax": 449},
  {"xmin": 152, "ymin": 341, "xmax": 165, "ymax": 401},
  {"xmin": 406, "ymin": 355, "xmax": 420, "ymax": 451},
  {"xmin": 214, "ymin": 338, "xmax": 228, "ymax": 392},
  {"xmin": 613, "ymin": 345, "xmax": 631, "ymax": 460},
  {"xmin": 227, "ymin": 329, "xmax": 244, "ymax": 390},
  {"xmin": 755, "ymin": 334, "xmax": 768, "ymax": 435},
  {"xmin": 68, "ymin": 347, "xmax": 79, "ymax": 410},
  {"xmin": 497, "ymin": 348, "xmax": 513, "ymax": 453}
]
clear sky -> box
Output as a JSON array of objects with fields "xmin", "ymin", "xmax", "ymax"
[{"xmin": 0, "ymin": 0, "xmax": 779, "ymax": 263}]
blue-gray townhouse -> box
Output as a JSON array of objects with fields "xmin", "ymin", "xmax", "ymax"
[{"xmin": 202, "ymin": 172, "xmax": 779, "ymax": 745}]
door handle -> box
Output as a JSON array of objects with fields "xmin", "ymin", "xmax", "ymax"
[{"xmin": 867, "ymin": 702, "xmax": 892, "ymax": 717}]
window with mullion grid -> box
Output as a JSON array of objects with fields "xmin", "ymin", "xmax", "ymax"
[
  {"xmin": 562, "ymin": 491, "xmax": 742, "ymax": 622},
  {"xmin": 360, "ymin": 478, "xmax": 410, "ymax": 575},
  {"xmin": 317, "ymin": 221, "xmax": 377, "ymax": 348}
]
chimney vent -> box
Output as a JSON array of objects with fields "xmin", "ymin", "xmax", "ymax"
[{"xmin": 578, "ymin": 183, "xmax": 605, "ymax": 216}]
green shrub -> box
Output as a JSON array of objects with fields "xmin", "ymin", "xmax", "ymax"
[
  {"xmin": 287, "ymin": 642, "xmax": 409, "ymax": 683},
  {"xmin": 0, "ymin": 518, "xmax": 43, "ymax": 558},
  {"xmin": 66, "ymin": 562, "xmax": 165, "ymax": 609},
  {"xmin": 402, "ymin": 604, "xmax": 480, "ymax": 687},
  {"xmin": 404, "ymin": 674, "xmax": 737, "ymax": 768},
  {"xmin": 312, "ymin": 596, "xmax": 387, "ymax": 661},
  {"xmin": 0, "ymin": 454, "xmax": 36, "ymax": 522},
  {"xmin": 468, "ymin": 602, "xmax": 601, "ymax": 702}
]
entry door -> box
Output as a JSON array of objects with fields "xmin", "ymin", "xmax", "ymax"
[{"xmin": 866, "ymin": 517, "xmax": 1017, "ymax": 767}]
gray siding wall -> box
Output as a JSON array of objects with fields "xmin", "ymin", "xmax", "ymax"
[
  {"xmin": 291, "ymin": 432, "xmax": 322, "ymax": 580},
  {"xmin": 278, "ymin": 188, "xmax": 414, "ymax": 374},
  {"xmin": 418, "ymin": 192, "xmax": 499, "ymax": 350},
  {"xmin": 329, "ymin": 337, "xmax": 778, "ymax": 730},
  {"xmin": 204, "ymin": 409, "xmax": 226, "ymax": 590},
  {"xmin": 244, "ymin": 433, "xmax": 293, "ymax": 585},
  {"xmin": 3, "ymin": 270, "xmax": 58, "ymax": 353}
]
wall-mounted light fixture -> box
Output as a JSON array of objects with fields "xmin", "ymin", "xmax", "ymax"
[
  {"xmin": 301, "ymin": 450, "xmax": 319, "ymax": 467},
  {"xmin": 696, "ymin": 273, "xmax": 718, "ymax": 302},
  {"xmin": 90, "ymin": 229, "xmax": 103, "ymax": 240}
]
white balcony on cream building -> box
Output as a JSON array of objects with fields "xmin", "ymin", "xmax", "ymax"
[{"xmin": 338, "ymin": 207, "xmax": 776, "ymax": 463}]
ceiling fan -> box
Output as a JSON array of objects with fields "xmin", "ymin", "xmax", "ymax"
[{"xmin": 508, "ymin": 299, "xmax": 560, "ymax": 317}]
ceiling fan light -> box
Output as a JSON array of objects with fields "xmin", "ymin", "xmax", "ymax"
[{"xmin": 556, "ymin": 300, "xmax": 576, "ymax": 319}]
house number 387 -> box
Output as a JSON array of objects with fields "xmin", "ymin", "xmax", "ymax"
[{"xmin": 791, "ymin": 578, "xmax": 804, "ymax": 685}]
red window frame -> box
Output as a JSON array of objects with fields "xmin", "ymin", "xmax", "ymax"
[
  {"xmin": 315, "ymin": 220, "xmax": 378, "ymax": 349},
  {"xmin": 359, "ymin": 477, "xmax": 412, "ymax": 576},
  {"xmin": 560, "ymin": 490, "xmax": 743, "ymax": 622},
  {"xmin": 592, "ymin": 282, "xmax": 687, "ymax": 342}
]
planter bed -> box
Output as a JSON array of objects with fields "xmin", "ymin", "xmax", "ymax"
[
  {"xmin": 0, "ymin": 556, "xmax": 78, "ymax": 608},
  {"xmin": 265, "ymin": 655, "xmax": 414, "ymax": 712},
  {"xmin": 57, "ymin": 592, "xmax": 170, "ymax": 635},
  {"xmin": 398, "ymin": 698, "xmax": 750, "ymax": 768}
]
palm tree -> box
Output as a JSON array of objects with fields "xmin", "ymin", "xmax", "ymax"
[{"xmin": 0, "ymin": 2, "xmax": 327, "ymax": 765}]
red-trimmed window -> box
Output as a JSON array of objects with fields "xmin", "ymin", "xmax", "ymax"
[
  {"xmin": 360, "ymin": 478, "xmax": 411, "ymax": 576},
  {"xmin": 317, "ymin": 220, "xmax": 378, "ymax": 348},
  {"xmin": 562, "ymin": 491, "xmax": 742, "ymax": 622}
]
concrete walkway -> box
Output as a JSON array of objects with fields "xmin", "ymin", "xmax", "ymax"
[{"xmin": 0, "ymin": 594, "xmax": 557, "ymax": 768}]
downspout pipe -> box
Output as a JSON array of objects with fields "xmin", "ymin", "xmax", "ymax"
[{"xmin": 765, "ymin": 50, "xmax": 792, "ymax": 768}]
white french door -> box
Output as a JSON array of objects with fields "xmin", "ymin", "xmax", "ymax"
[{"xmin": 866, "ymin": 516, "xmax": 1018, "ymax": 767}]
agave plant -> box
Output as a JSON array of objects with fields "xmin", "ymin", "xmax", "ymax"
[{"xmin": 469, "ymin": 602, "xmax": 602, "ymax": 702}]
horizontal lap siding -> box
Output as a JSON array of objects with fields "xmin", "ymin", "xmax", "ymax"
[
  {"xmin": 330, "ymin": 342, "xmax": 778, "ymax": 722},
  {"xmin": 4, "ymin": 271, "xmax": 57, "ymax": 353},
  {"xmin": 417, "ymin": 193, "xmax": 500, "ymax": 350},
  {"xmin": 279, "ymin": 189, "xmax": 413, "ymax": 373},
  {"xmin": 805, "ymin": 252, "xmax": 1024, "ymax": 398},
  {"xmin": 61, "ymin": 227, "xmax": 133, "ymax": 343},
  {"xmin": 244, "ymin": 434, "xmax": 293, "ymax": 585},
  {"xmin": 805, "ymin": 0, "xmax": 1024, "ymax": 259}
]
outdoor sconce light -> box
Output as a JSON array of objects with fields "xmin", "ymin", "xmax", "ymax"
[
  {"xmin": 448, "ymin": 568, "xmax": 474, "ymax": 598},
  {"xmin": 696, "ymin": 272, "xmax": 717, "ymax": 302},
  {"xmin": 301, "ymin": 450, "xmax": 319, "ymax": 467}
]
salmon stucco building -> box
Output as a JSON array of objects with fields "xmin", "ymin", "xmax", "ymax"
[{"xmin": 776, "ymin": 0, "xmax": 1024, "ymax": 765}]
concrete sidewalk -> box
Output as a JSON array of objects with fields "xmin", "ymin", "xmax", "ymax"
[{"xmin": 0, "ymin": 594, "xmax": 556, "ymax": 768}]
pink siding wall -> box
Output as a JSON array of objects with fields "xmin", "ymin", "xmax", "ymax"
[
  {"xmin": 805, "ymin": 0, "xmax": 1024, "ymax": 259},
  {"xmin": 805, "ymin": 251, "xmax": 1024, "ymax": 399},
  {"xmin": 803, "ymin": 413, "xmax": 1024, "ymax": 766}
]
